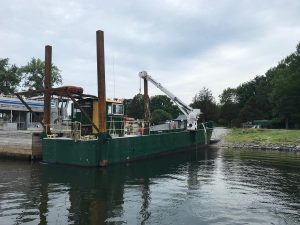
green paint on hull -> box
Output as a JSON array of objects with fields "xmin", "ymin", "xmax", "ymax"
[{"xmin": 42, "ymin": 128, "xmax": 213, "ymax": 166}]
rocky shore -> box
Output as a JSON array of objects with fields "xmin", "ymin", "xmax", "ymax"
[{"xmin": 220, "ymin": 143, "xmax": 300, "ymax": 152}]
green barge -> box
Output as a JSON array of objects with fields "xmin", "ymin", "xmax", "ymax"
[
  {"xmin": 42, "ymin": 95, "xmax": 213, "ymax": 167},
  {"xmin": 43, "ymin": 125, "xmax": 213, "ymax": 167}
]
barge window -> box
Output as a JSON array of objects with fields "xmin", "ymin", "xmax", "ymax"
[
  {"xmin": 107, "ymin": 105, "xmax": 112, "ymax": 115},
  {"xmin": 112, "ymin": 104, "xmax": 124, "ymax": 115}
]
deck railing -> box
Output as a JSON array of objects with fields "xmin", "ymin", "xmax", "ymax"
[
  {"xmin": 106, "ymin": 118, "xmax": 150, "ymax": 136},
  {"xmin": 45, "ymin": 121, "xmax": 96, "ymax": 141},
  {"xmin": 44, "ymin": 120, "xmax": 213, "ymax": 140}
]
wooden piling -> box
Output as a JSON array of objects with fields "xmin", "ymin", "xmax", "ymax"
[
  {"xmin": 96, "ymin": 30, "xmax": 106, "ymax": 133},
  {"xmin": 144, "ymin": 79, "xmax": 150, "ymax": 123},
  {"xmin": 44, "ymin": 45, "xmax": 52, "ymax": 134}
]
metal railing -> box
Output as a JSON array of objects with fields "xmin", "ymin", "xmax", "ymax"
[
  {"xmin": 44, "ymin": 119, "xmax": 211, "ymax": 140},
  {"xmin": 45, "ymin": 121, "xmax": 97, "ymax": 141},
  {"xmin": 106, "ymin": 118, "xmax": 150, "ymax": 136}
]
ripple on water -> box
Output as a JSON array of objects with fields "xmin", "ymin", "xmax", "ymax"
[{"xmin": 1, "ymin": 149, "xmax": 300, "ymax": 225}]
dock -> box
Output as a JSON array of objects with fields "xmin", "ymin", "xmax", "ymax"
[{"xmin": 0, "ymin": 131, "xmax": 42, "ymax": 160}]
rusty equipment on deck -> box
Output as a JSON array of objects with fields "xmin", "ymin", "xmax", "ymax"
[
  {"xmin": 15, "ymin": 30, "xmax": 107, "ymax": 135},
  {"xmin": 15, "ymin": 86, "xmax": 100, "ymax": 134}
]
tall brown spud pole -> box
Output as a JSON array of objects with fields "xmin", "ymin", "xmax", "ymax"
[
  {"xmin": 144, "ymin": 79, "xmax": 150, "ymax": 123},
  {"xmin": 44, "ymin": 45, "xmax": 52, "ymax": 134},
  {"xmin": 96, "ymin": 30, "xmax": 106, "ymax": 133}
]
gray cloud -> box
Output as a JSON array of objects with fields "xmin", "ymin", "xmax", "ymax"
[{"xmin": 1, "ymin": 0, "xmax": 300, "ymax": 102}]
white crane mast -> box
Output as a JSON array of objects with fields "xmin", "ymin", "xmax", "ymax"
[{"xmin": 138, "ymin": 71, "xmax": 201, "ymax": 131}]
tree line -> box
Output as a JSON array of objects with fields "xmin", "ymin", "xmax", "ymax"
[
  {"xmin": 2, "ymin": 42, "xmax": 299, "ymax": 128},
  {"xmin": 126, "ymin": 42, "xmax": 300, "ymax": 128},
  {"xmin": 0, "ymin": 58, "xmax": 62, "ymax": 96},
  {"xmin": 218, "ymin": 42, "xmax": 300, "ymax": 129}
]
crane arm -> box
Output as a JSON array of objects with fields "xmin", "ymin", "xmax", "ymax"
[
  {"xmin": 139, "ymin": 71, "xmax": 202, "ymax": 131},
  {"xmin": 138, "ymin": 71, "xmax": 192, "ymax": 116}
]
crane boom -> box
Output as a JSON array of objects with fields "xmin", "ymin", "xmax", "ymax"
[{"xmin": 139, "ymin": 71, "xmax": 201, "ymax": 131}]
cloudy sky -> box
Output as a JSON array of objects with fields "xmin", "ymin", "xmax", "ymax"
[{"xmin": 1, "ymin": 0, "xmax": 300, "ymax": 103}]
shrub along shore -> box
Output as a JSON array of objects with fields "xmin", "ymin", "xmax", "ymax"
[{"xmin": 221, "ymin": 129, "xmax": 300, "ymax": 152}]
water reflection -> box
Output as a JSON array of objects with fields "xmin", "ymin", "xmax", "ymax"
[
  {"xmin": 221, "ymin": 149, "xmax": 300, "ymax": 223},
  {"xmin": 0, "ymin": 147, "xmax": 299, "ymax": 225}
]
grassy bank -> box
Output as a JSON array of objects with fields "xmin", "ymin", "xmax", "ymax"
[{"xmin": 225, "ymin": 129, "xmax": 300, "ymax": 145}]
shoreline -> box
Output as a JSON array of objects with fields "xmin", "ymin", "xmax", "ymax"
[
  {"xmin": 211, "ymin": 127, "xmax": 300, "ymax": 152},
  {"xmin": 219, "ymin": 142, "xmax": 300, "ymax": 152}
]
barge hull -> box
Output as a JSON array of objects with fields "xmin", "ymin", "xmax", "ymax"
[{"xmin": 42, "ymin": 128, "xmax": 213, "ymax": 166}]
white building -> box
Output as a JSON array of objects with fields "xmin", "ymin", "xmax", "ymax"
[
  {"xmin": 0, "ymin": 95, "xmax": 69, "ymax": 130},
  {"xmin": 0, "ymin": 95, "xmax": 44, "ymax": 130}
]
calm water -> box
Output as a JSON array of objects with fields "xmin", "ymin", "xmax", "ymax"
[{"xmin": 0, "ymin": 147, "xmax": 299, "ymax": 225}]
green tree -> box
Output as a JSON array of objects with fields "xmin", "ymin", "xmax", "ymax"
[
  {"xmin": 235, "ymin": 75, "xmax": 272, "ymax": 122},
  {"xmin": 126, "ymin": 94, "xmax": 144, "ymax": 119},
  {"xmin": 150, "ymin": 95, "xmax": 180, "ymax": 119},
  {"xmin": 269, "ymin": 43, "xmax": 300, "ymax": 128},
  {"xmin": 219, "ymin": 88, "xmax": 237, "ymax": 104},
  {"xmin": 190, "ymin": 87, "xmax": 218, "ymax": 122},
  {"xmin": 218, "ymin": 88, "xmax": 240, "ymax": 127},
  {"xmin": 19, "ymin": 58, "xmax": 62, "ymax": 93},
  {"xmin": 0, "ymin": 58, "xmax": 20, "ymax": 95},
  {"xmin": 123, "ymin": 99, "xmax": 132, "ymax": 116},
  {"xmin": 151, "ymin": 109, "xmax": 172, "ymax": 125}
]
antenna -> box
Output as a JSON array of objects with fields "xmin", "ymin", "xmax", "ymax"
[{"xmin": 113, "ymin": 55, "xmax": 115, "ymax": 98}]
